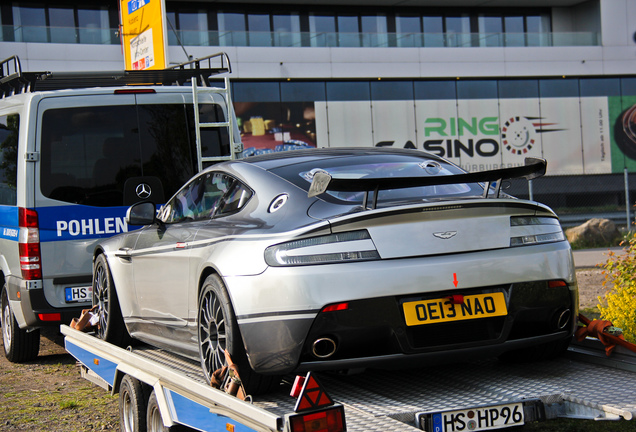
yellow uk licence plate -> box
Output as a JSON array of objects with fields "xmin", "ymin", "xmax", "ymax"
[{"xmin": 403, "ymin": 292, "xmax": 507, "ymax": 327}]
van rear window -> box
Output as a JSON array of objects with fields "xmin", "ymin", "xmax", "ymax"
[
  {"xmin": 0, "ymin": 114, "xmax": 18, "ymax": 206},
  {"xmin": 40, "ymin": 103, "xmax": 229, "ymax": 207}
]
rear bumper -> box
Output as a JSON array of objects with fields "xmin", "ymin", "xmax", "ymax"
[
  {"xmin": 225, "ymin": 241, "xmax": 577, "ymax": 375},
  {"xmin": 6, "ymin": 275, "xmax": 86, "ymax": 329},
  {"xmin": 294, "ymin": 331, "xmax": 572, "ymax": 373}
]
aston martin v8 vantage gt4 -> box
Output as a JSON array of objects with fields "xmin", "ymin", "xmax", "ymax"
[{"xmin": 92, "ymin": 148, "xmax": 578, "ymax": 394}]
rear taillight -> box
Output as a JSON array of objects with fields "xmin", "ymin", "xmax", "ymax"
[
  {"xmin": 19, "ymin": 208, "xmax": 42, "ymax": 280},
  {"xmin": 264, "ymin": 230, "xmax": 379, "ymax": 267},
  {"xmin": 509, "ymin": 216, "xmax": 565, "ymax": 247}
]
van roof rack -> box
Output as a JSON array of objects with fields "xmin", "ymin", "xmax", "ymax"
[{"xmin": 0, "ymin": 53, "xmax": 231, "ymax": 97}]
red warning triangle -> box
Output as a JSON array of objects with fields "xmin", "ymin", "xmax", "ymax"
[{"xmin": 293, "ymin": 372, "xmax": 334, "ymax": 413}]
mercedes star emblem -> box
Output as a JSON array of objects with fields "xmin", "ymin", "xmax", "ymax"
[{"xmin": 135, "ymin": 183, "xmax": 152, "ymax": 199}]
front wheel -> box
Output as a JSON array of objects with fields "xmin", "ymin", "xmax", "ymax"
[
  {"xmin": 197, "ymin": 275, "xmax": 280, "ymax": 395},
  {"xmin": 93, "ymin": 254, "xmax": 131, "ymax": 347},
  {"xmin": 1, "ymin": 284, "xmax": 39, "ymax": 362}
]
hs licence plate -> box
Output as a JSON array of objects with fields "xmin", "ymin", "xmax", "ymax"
[
  {"xmin": 402, "ymin": 292, "xmax": 507, "ymax": 326},
  {"xmin": 65, "ymin": 286, "xmax": 92, "ymax": 303},
  {"xmin": 420, "ymin": 402, "xmax": 525, "ymax": 432}
]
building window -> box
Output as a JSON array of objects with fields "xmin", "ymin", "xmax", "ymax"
[
  {"xmin": 445, "ymin": 14, "xmax": 471, "ymax": 47},
  {"xmin": 248, "ymin": 14, "xmax": 271, "ymax": 46},
  {"xmin": 218, "ymin": 12, "xmax": 247, "ymax": 46},
  {"xmin": 395, "ymin": 15, "xmax": 421, "ymax": 47},
  {"xmin": 77, "ymin": 7, "xmax": 111, "ymax": 44},
  {"xmin": 309, "ymin": 14, "xmax": 336, "ymax": 47},
  {"xmin": 273, "ymin": 13, "xmax": 301, "ymax": 47},
  {"xmin": 3, "ymin": 2, "xmax": 566, "ymax": 48},
  {"xmin": 361, "ymin": 15, "xmax": 387, "ymax": 47},
  {"xmin": 422, "ymin": 16, "xmax": 444, "ymax": 47},
  {"xmin": 13, "ymin": 4, "xmax": 47, "ymax": 42}
]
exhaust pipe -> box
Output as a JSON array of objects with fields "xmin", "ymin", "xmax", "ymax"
[
  {"xmin": 312, "ymin": 337, "xmax": 337, "ymax": 359},
  {"xmin": 556, "ymin": 309, "xmax": 571, "ymax": 330}
]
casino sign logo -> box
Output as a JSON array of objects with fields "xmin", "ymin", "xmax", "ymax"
[
  {"xmin": 501, "ymin": 116, "xmax": 535, "ymax": 155},
  {"xmin": 501, "ymin": 116, "xmax": 564, "ymax": 155}
]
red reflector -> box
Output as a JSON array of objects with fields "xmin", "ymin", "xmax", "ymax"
[
  {"xmin": 291, "ymin": 375, "xmax": 306, "ymax": 398},
  {"xmin": 114, "ymin": 88, "xmax": 156, "ymax": 94},
  {"xmin": 38, "ymin": 313, "xmax": 61, "ymax": 322},
  {"xmin": 289, "ymin": 406, "xmax": 345, "ymax": 432},
  {"xmin": 321, "ymin": 303, "xmax": 349, "ymax": 313},
  {"xmin": 548, "ymin": 280, "xmax": 567, "ymax": 288}
]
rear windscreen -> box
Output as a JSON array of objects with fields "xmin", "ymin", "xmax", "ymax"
[
  {"xmin": 270, "ymin": 154, "xmax": 484, "ymax": 206},
  {"xmin": 40, "ymin": 103, "xmax": 229, "ymax": 207}
]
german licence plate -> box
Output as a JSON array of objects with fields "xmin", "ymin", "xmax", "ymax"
[
  {"xmin": 402, "ymin": 292, "xmax": 507, "ymax": 326},
  {"xmin": 421, "ymin": 402, "xmax": 524, "ymax": 432},
  {"xmin": 65, "ymin": 286, "xmax": 92, "ymax": 303}
]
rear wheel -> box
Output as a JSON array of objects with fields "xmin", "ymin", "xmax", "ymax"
[
  {"xmin": 197, "ymin": 275, "xmax": 280, "ymax": 395},
  {"xmin": 93, "ymin": 254, "xmax": 131, "ymax": 347},
  {"xmin": 1, "ymin": 283, "xmax": 39, "ymax": 362}
]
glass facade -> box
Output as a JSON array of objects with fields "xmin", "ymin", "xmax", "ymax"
[{"xmin": 0, "ymin": 1, "xmax": 600, "ymax": 48}]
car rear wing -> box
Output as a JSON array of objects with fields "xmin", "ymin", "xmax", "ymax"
[{"xmin": 308, "ymin": 157, "xmax": 547, "ymax": 208}]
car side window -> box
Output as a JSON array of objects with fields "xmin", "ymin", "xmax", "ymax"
[
  {"xmin": 214, "ymin": 181, "xmax": 253, "ymax": 217},
  {"xmin": 160, "ymin": 172, "xmax": 251, "ymax": 223}
]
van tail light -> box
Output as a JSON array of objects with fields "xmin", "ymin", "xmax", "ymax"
[{"xmin": 19, "ymin": 208, "xmax": 42, "ymax": 280}]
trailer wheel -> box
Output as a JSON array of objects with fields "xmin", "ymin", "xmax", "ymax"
[
  {"xmin": 93, "ymin": 254, "xmax": 131, "ymax": 347},
  {"xmin": 1, "ymin": 283, "xmax": 39, "ymax": 362},
  {"xmin": 197, "ymin": 274, "xmax": 280, "ymax": 395},
  {"xmin": 119, "ymin": 375, "xmax": 148, "ymax": 432},
  {"xmin": 147, "ymin": 390, "xmax": 190, "ymax": 432}
]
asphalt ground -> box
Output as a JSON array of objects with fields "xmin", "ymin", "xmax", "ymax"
[{"xmin": 572, "ymin": 247, "xmax": 626, "ymax": 268}]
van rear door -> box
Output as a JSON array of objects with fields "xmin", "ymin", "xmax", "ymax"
[{"xmin": 35, "ymin": 91, "xmax": 200, "ymax": 309}]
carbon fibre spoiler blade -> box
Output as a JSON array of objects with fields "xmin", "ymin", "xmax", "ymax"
[{"xmin": 308, "ymin": 157, "xmax": 546, "ymax": 198}]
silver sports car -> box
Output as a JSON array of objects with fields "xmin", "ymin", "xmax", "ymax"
[{"xmin": 92, "ymin": 148, "xmax": 578, "ymax": 394}]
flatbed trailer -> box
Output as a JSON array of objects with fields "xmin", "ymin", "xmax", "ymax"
[{"xmin": 61, "ymin": 324, "xmax": 636, "ymax": 432}]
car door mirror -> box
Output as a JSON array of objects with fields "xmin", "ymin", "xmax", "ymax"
[{"xmin": 126, "ymin": 201, "xmax": 156, "ymax": 226}]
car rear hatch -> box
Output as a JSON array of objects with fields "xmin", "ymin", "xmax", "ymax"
[{"xmin": 324, "ymin": 199, "xmax": 562, "ymax": 259}]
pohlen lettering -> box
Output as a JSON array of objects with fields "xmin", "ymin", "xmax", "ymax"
[{"xmin": 56, "ymin": 218, "xmax": 127, "ymax": 237}]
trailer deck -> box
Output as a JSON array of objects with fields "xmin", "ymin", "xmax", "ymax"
[{"xmin": 62, "ymin": 325, "xmax": 636, "ymax": 432}]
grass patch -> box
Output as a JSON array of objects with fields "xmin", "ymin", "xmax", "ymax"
[
  {"xmin": 579, "ymin": 307, "xmax": 601, "ymax": 321},
  {"xmin": 59, "ymin": 399, "xmax": 80, "ymax": 410}
]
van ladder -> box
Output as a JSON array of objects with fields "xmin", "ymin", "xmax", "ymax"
[{"xmin": 168, "ymin": 53, "xmax": 242, "ymax": 170}]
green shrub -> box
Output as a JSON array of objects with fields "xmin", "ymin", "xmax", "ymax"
[{"xmin": 598, "ymin": 234, "xmax": 636, "ymax": 343}]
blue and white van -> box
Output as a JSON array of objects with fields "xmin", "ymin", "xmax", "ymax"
[{"xmin": 0, "ymin": 54, "xmax": 241, "ymax": 362}]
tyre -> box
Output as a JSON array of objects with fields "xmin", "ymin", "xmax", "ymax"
[
  {"xmin": 147, "ymin": 390, "xmax": 190, "ymax": 432},
  {"xmin": 93, "ymin": 254, "xmax": 131, "ymax": 347},
  {"xmin": 119, "ymin": 374, "xmax": 149, "ymax": 432},
  {"xmin": 197, "ymin": 274, "xmax": 280, "ymax": 395},
  {"xmin": 1, "ymin": 283, "xmax": 39, "ymax": 362}
]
